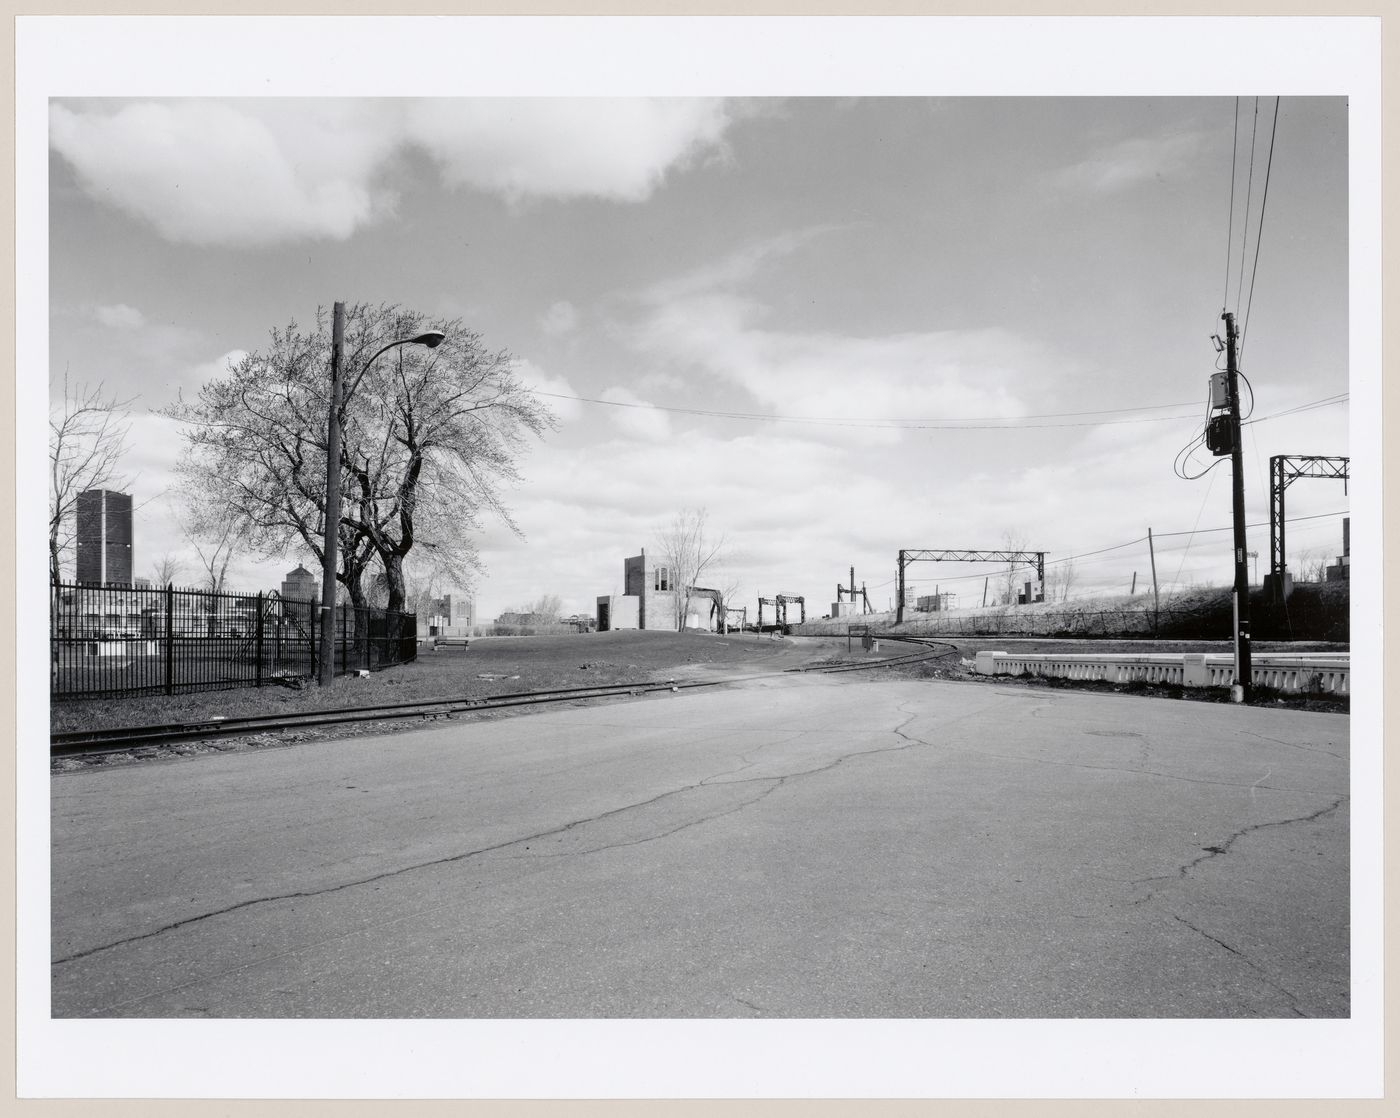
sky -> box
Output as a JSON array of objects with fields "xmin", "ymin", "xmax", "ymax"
[{"xmin": 46, "ymin": 91, "xmax": 1352, "ymax": 620}]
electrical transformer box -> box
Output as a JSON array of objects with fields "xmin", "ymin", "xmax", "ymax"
[
  {"xmin": 1206, "ymin": 413, "xmax": 1234, "ymax": 456},
  {"xmin": 1209, "ymin": 372, "xmax": 1229, "ymax": 409}
]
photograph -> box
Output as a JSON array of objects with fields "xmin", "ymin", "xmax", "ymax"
[{"xmin": 18, "ymin": 14, "xmax": 1382, "ymax": 1102}]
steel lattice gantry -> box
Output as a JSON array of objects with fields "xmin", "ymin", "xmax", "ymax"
[
  {"xmin": 1269, "ymin": 455, "xmax": 1349, "ymax": 581},
  {"xmin": 896, "ymin": 549, "xmax": 1046, "ymax": 625}
]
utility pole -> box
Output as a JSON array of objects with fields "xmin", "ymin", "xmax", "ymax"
[
  {"xmin": 1223, "ymin": 311, "xmax": 1252, "ymax": 701},
  {"xmin": 1147, "ymin": 528, "xmax": 1160, "ymax": 635},
  {"xmin": 318, "ymin": 301, "xmax": 346, "ymax": 688}
]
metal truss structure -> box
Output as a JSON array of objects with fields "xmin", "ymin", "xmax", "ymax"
[
  {"xmin": 896, "ymin": 548, "xmax": 1046, "ymax": 625},
  {"xmin": 1268, "ymin": 456, "xmax": 1349, "ymax": 581}
]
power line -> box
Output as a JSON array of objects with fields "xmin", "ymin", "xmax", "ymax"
[
  {"xmin": 1224, "ymin": 97, "xmax": 1240, "ymax": 310},
  {"xmin": 892, "ymin": 510, "xmax": 1347, "ymax": 587},
  {"xmin": 534, "ymin": 391, "xmax": 1202, "ymax": 431},
  {"xmin": 1243, "ymin": 393, "xmax": 1348, "ymax": 426},
  {"xmin": 1235, "ymin": 97, "xmax": 1260, "ymax": 317},
  {"xmin": 1240, "ymin": 96, "xmax": 1281, "ymax": 362}
]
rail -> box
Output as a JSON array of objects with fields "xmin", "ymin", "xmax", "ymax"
[{"xmin": 51, "ymin": 639, "xmax": 958, "ymax": 758}]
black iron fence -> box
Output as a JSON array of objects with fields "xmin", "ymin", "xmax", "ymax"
[{"xmin": 51, "ymin": 581, "xmax": 417, "ymax": 700}]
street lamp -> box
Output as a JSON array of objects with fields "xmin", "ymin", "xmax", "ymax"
[{"xmin": 318, "ymin": 301, "xmax": 447, "ymax": 687}]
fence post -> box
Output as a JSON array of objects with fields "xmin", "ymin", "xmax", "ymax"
[
  {"xmin": 164, "ymin": 582, "xmax": 175, "ymax": 695},
  {"xmin": 364, "ymin": 607, "xmax": 371, "ymax": 671},
  {"xmin": 255, "ymin": 592, "xmax": 264, "ymax": 687},
  {"xmin": 340, "ymin": 603, "xmax": 347, "ymax": 677}
]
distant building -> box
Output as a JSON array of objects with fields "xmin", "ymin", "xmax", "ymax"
[
  {"xmin": 75, "ymin": 489, "xmax": 133, "ymax": 586},
  {"xmin": 280, "ymin": 564, "xmax": 319, "ymax": 621},
  {"xmin": 422, "ymin": 593, "xmax": 474, "ymax": 636},
  {"xmin": 596, "ymin": 548, "xmax": 679, "ymax": 632},
  {"xmin": 432, "ymin": 593, "xmax": 473, "ymax": 628},
  {"xmin": 1326, "ymin": 517, "xmax": 1351, "ymax": 582},
  {"xmin": 915, "ymin": 592, "xmax": 957, "ymax": 612}
]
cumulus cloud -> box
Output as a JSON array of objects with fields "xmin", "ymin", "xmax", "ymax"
[
  {"xmin": 599, "ymin": 386, "xmax": 671, "ymax": 441},
  {"xmin": 1045, "ymin": 130, "xmax": 1204, "ymax": 195},
  {"xmin": 405, "ymin": 98, "xmax": 733, "ymax": 204},
  {"xmin": 539, "ymin": 300, "xmax": 579, "ymax": 336},
  {"xmin": 642, "ymin": 225, "xmax": 846, "ymax": 303},
  {"xmin": 50, "ymin": 98, "xmax": 738, "ymax": 248},
  {"xmin": 625, "ymin": 290, "xmax": 1034, "ymax": 436},
  {"xmin": 50, "ymin": 100, "xmax": 400, "ymax": 247},
  {"xmin": 513, "ymin": 359, "xmax": 583, "ymax": 423},
  {"xmin": 94, "ymin": 303, "xmax": 145, "ymax": 329}
]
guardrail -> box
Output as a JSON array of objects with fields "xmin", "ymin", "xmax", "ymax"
[{"xmin": 972, "ymin": 651, "xmax": 1349, "ymax": 694}]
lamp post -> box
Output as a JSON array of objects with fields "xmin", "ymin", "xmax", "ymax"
[{"xmin": 318, "ymin": 301, "xmax": 446, "ymax": 687}]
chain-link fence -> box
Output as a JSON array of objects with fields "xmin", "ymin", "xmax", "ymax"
[{"xmin": 51, "ymin": 581, "xmax": 417, "ymax": 700}]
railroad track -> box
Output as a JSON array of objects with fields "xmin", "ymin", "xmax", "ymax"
[{"xmin": 51, "ymin": 636, "xmax": 959, "ymax": 758}]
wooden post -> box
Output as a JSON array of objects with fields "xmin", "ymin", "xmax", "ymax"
[
  {"xmin": 164, "ymin": 582, "xmax": 175, "ymax": 696},
  {"xmin": 1147, "ymin": 528, "xmax": 1160, "ymax": 636},
  {"xmin": 318, "ymin": 300, "xmax": 345, "ymax": 687}
]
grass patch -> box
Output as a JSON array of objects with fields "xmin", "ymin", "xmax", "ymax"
[{"xmin": 48, "ymin": 630, "xmax": 837, "ymax": 734}]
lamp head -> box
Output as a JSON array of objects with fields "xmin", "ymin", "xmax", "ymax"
[{"xmin": 411, "ymin": 330, "xmax": 447, "ymax": 349}]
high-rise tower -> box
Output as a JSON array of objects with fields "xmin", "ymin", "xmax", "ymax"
[{"xmin": 75, "ymin": 489, "xmax": 133, "ymax": 585}]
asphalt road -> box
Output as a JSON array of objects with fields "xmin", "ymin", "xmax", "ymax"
[{"xmin": 50, "ymin": 672, "xmax": 1349, "ymax": 1018}]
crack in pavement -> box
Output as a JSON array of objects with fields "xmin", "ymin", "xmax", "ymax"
[
  {"xmin": 530, "ymin": 708, "xmax": 941, "ymax": 861},
  {"xmin": 928, "ymin": 739, "xmax": 1340, "ymax": 795},
  {"xmin": 1240, "ymin": 730, "xmax": 1345, "ymax": 759},
  {"xmin": 1130, "ymin": 797, "xmax": 1347, "ymax": 904},
  {"xmin": 53, "ymin": 709, "xmax": 938, "ymax": 969},
  {"xmin": 1169, "ymin": 913, "xmax": 1309, "ymax": 1017}
]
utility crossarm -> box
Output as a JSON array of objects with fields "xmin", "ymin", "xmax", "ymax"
[
  {"xmin": 1269, "ymin": 455, "xmax": 1350, "ymax": 582},
  {"xmin": 896, "ymin": 548, "xmax": 1046, "ymax": 624}
]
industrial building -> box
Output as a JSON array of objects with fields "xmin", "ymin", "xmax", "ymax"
[
  {"xmin": 75, "ymin": 488, "xmax": 133, "ymax": 586},
  {"xmin": 596, "ymin": 549, "xmax": 679, "ymax": 632}
]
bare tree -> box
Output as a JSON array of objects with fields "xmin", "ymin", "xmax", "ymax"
[
  {"xmin": 998, "ymin": 530, "xmax": 1030, "ymax": 605},
  {"xmin": 182, "ymin": 510, "xmax": 238, "ymax": 596},
  {"xmin": 1046, "ymin": 556, "xmax": 1076, "ymax": 602},
  {"xmin": 149, "ymin": 552, "xmax": 184, "ymax": 588},
  {"xmin": 657, "ymin": 507, "xmax": 728, "ymax": 629},
  {"xmin": 1295, "ymin": 547, "xmax": 1329, "ymax": 583},
  {"xmin": 48, "ymin": 372, "xmax": 133, "ymax": 583},
  {"xmin": 165, "ymin": 303, "xmax": 553, "ymax": 614},
  {"xmin": 525, "ymin": 593, "xmax": 563, "ymax": 624}
]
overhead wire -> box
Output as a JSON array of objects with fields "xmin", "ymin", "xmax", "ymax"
[
  {"xmin": 1240, "ymin": 96, "xmax": 1282, "ymax": 363},
  {"xmin": 534, "ymin": 390, "xmax": 1201, "ymax": 431},
  {"xmin": 1224, "ymin": 97, "xmax": 1240, "ymax": 310},
  {"xmin": 1235, "ymin": 97, "xmax": 1260, "ymax": 321},
  {"xmin": 874, "ymin": 509, "xmax": 1346, "ymax": 603}
]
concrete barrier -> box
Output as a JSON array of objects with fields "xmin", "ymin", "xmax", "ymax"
[{"xmin": 973, "ymin": 650, "xmax": 1349, "ymax": 694}]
